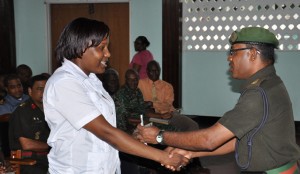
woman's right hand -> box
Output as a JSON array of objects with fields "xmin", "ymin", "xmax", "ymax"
[{"xmin": 159, "ymin": 151, "xmax": 189, "ymax": 171}]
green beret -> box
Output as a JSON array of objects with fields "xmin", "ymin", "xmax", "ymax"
[{"xmin": 229, "ymin": 27, "xmax": 279, "ymax": 48}]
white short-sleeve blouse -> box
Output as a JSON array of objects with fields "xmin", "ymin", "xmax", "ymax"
[{"xmin": 43, "ymin": 59, "xmax": 120, "ymax": 174}]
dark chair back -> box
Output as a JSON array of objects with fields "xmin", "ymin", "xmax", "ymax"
[{"xmin": 0, "ymin": 114, "xmax": 11, "ymax": 157}]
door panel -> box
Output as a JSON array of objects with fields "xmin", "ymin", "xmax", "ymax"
[{"xmin": 50, "ymin": 3, "xmax": 129, "ymax": 84}]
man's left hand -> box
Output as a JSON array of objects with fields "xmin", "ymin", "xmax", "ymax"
[{"xmin": 136, "ymin": 124, "xmax": 160, "ymax": 144}]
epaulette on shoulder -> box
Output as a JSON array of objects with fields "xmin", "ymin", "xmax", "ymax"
[
  {"xmin": 246, "ymin": 78, "xmax": 267, "ymax": 89},
  {"xmin": 19, "ymin": 102, "xmax": 27, "ymax": 107}
]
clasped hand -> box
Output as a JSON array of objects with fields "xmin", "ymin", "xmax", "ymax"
[
  {"xmin": 134, "ymin": 124, "xmax": 191, "ymax": 171},
  {"xmin": 135, "ymin": 124, "xmax": 160, "ymax": 144}
]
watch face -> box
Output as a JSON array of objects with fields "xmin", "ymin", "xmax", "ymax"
[{"xmin": 156, "ymin": 135, "xmax": 162, "ymax": 143}]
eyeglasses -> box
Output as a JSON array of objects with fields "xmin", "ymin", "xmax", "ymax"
[{"xmin": 228, "ymin": 47, "xmax": 251, "ymax": 56}]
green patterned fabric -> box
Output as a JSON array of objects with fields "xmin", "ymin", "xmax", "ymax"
[{"xmin": 113, "ymin": 85, "xmax": 175, "ymax": 134}]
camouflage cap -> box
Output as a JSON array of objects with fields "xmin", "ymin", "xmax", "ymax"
[{"xmin": 229, "ymin": 27, "xmax": 279, "ymax": 48}]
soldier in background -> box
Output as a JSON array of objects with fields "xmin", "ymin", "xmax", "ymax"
[{"xmin": 9, "ymin": 74, "xmax": 50, "ymax": 174}]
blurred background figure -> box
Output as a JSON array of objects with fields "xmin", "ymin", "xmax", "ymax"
[
  {"xmin": 0, "ymin": 73, "xmax": 7, "ymax": 91},
  {"xmin": 103, "ymin": 68, "xmax": 120, "ymax": 97},
  {"xmin": 0, "ymin": 74, "xmax": 29, "ymax": 115},
  {"xmin": 129, "ymin": 36, "xmax": 154, "ymax": 79},
  {"xmin": 0, "ymin": 89, "xmax": 6, "ymax": 105},
  {"xmin": 9, "ymin": 74, "xmax": 50, "ymax": 174},
  {"xmin": 16, "ymin": 64, "xmax": 32, "ymax": 95}
]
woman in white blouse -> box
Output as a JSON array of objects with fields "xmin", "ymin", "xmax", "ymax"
[{"xmin": 43, "ymin": 17, "xmax": 188, "ymax": 174}]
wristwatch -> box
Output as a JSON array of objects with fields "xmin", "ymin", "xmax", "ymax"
[{"xmin": 156, "ymin": 130, "xmax": 165, "ymax": 145}]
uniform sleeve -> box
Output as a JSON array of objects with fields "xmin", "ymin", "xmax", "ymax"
[
  {"xmin": 44, "ymin": 78, "xmax": 101, "ymax": 130},
  {"xmin": 9, "ymin": 109, "xmax": 27, "ymax": 150},
  {"xmin": 218, "ymin": 89, "xmax": 264, "ymax": 139}
]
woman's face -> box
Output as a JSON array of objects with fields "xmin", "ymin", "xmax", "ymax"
[
  {"xmin": 134, "ymin": 39, "xmax": 145, "ymax": 52},
  {"xmin": 77, "ymin": 37, "xmax": 111, "ymax": 75}
]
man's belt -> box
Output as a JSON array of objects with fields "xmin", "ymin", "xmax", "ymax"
[
  {"xmin": 266, "ymin": 161, "xmax": 299, "ymax": 174},
  {"xmin": 21, "ymin": 151, "xmax": 48, "ymax": 158}
]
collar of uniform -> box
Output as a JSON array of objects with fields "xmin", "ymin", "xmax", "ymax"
[
  {"xmin": 62, "ymin": 58, "xmax": 104, "ymax": 95},
  {"xmin": 240, "ymin": 65, "xmax": 276, "ymax": 91},
  {"xmin": 5, "ymin": 94, "xmax": 29, "ymax": 105},
  {"xmin": 62, "ymin": 58, "xmax": 90, "ymax": 81}
]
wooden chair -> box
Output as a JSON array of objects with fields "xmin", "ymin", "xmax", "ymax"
[
  {"xmin": 7, "ymin": 150, "xmax": 36, "ymax": 174},
  {"xmin": 0, "ymin": 114, "xmax": 37, "ymax": 174},
  {"xmin": 0, "ymin": 113, "xmax": 10, "ymax": 122}
]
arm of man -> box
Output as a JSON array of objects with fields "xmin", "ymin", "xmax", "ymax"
[
  {"xmin": 83, "ymin": 115, "xmax": 189, "ymax": 170},
  {"xmin": 19, "ymin": 137, "xmax": 49, "ymax": 152},
  {"xmin": 137, "ymin": 122, "xmax": 235, "ymax": 151},
  {"xmin": 167, "ymin": 138, "xmax": 236, "ymax": 159}
]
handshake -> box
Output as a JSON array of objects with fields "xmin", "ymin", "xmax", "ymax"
[{"xmin": 133, "ymin": 124, "xmax": 193, "ymax": 171}]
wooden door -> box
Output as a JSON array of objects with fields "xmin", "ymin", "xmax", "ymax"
[{"xmin": 50, "ymin": 3, "xmax": 129, "ymax": 84}]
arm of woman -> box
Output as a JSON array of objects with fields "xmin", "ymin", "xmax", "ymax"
[{"xmin": 83, "ymin": 115, "xmax": 189, "ymax": 170}]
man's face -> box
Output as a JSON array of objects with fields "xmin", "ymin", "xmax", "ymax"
[
  {"xmin": 227, "ymin": 43, "xmax": 253, "ymax": 79},
  {"xmin": 106, "ymin": 74, "xmax": 119, "ymax": 94},
  {"xmin": 28, "ymin": 80, "xmax": 47, "ymax": 105},
  {"xmin": 147, "ymin": 63, "xmax": 160, "ymax": 82},
  {"xmin": 6, "ymin": 79, "xmax": 23, "ymax": 99},
  {"xmin": 126, "ymin": 72, "xmax": 139, "ymax": 90},
  {"xmin": 18, "ymin": 69, "xmax": 32, "ymax": 83}
]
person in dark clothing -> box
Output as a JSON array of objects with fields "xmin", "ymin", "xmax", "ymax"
[
  {"xmin": 16, "ymin": 64, "xmax": 32, "ymax": 95},
  {"xmin": 9, "ymin": 74, "xmax": 50, "ymax": 174},
  {"xmin": 103, "ymin": 68, "xmax": 120, "ymax": 96}
]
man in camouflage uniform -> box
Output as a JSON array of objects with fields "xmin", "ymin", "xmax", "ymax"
[
  {"xmin": 9, "ymin": 74, "xmax": 50, "ymax": 174},
  {"xmin": 113, "ymin": 69, "xmax": 174, "ymax": 134},
  {"xmin": 113, "ymin": 69, "xmax": 178, "ymax": 174}
]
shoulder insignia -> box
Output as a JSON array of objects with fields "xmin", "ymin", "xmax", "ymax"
[
  {"xmin": 251, "ymin": 79, "xmax": 261, "ymax": 85},
  {"xmin": 19, "ymin": 102, "xmax": 27, "ymax": 107},
  {"xmin": 246, "ymin": 78, "xmax": 266, "ymax": 88}
]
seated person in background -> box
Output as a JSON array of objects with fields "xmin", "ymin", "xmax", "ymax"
[
  {"xmin": 0, "ymin": 74, "xmax": 29, "ymax": 115},
  {"xmin": 115, "ymin": 69, "xmax": 203, "ymax": 173},
  {"xmin": 0, "ymin": 89, "xmax": 6, "ymax": 105},
  {"xmin": 102, "ymin": 68, "xmax": 120, "ymax": 96},
  {"xmin": 0, "ymin": 73, "xmax": 7, "ymax": 91},
  {"xmin": 138, "ymin": 60, "xmax": 199, "ymax": 132},
  {"xmin": 40, "ymin": 72, "xmax": 51, "ymax": 79},
  {"xmin": 16, "ymin": 64, "xmax": 33, "ymax": 95},
  {"xmin": 0, "ymin": 139, "xmax": 14, "ymax": 173},
  {"xmin": 0, "ymin": 139, "xmax": 4, "ymax": 165},
  {"xmin": 114, "ymin": 69, "xmax": 174, "ymax": 134},
  {"xmin": 9, "ymin": 74, "xmax": 50, "ymax": 174}
]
